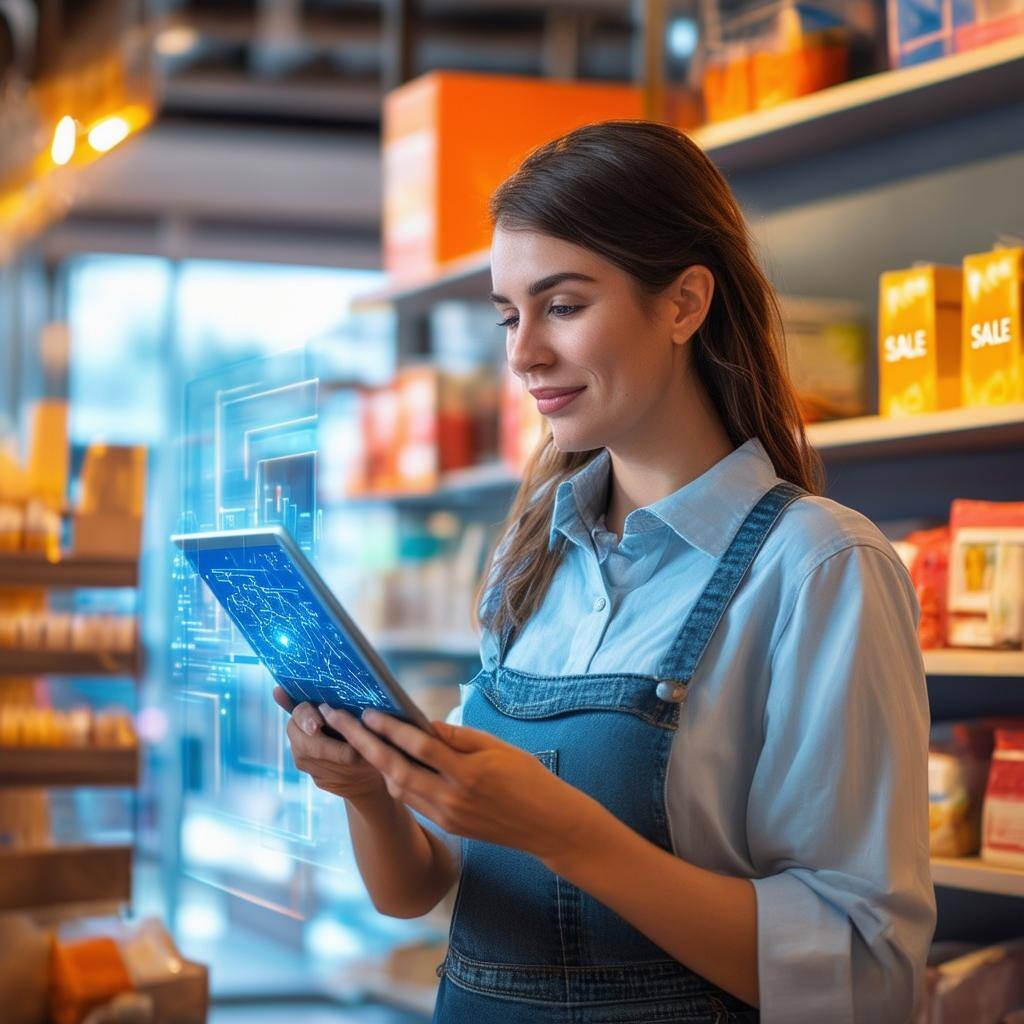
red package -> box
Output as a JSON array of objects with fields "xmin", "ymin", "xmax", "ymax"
[
  {"xmin": 899, "ymin": 526, "xmax": 950, "ymax": 649},
  {"xmin": 982, "ymin": 728, "xmax": 1024, "ymax": 869}
]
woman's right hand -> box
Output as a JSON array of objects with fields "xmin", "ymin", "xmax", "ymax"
[{"xmin": 273, "ymin": 686, "xmax": 390, "ymax": 803}]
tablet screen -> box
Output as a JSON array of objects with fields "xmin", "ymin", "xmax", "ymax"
[{"xmin": 181, "ymin": 537, "xmax": 400, "ymax": 715}]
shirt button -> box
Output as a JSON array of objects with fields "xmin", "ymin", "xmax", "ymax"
[{"xmin": 593, "ymin": 596, "xmax": 607, "ymax": 612}]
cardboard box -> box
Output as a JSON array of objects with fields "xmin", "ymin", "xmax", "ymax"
[
  {"xmin": 382, "ymin": 71, "xmax": 643, "ymax": 282},
  {"xmin": 878, "ymin": 264, "xmax": 963, "ymax": 416},
  {"xmin": 961, "ymin": 247, "xmax": 1024, "ymax": 407}
]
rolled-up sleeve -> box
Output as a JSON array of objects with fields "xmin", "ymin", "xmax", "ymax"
[{"xmin": 747, "ymin": 543, "xmax": 936, "ymax": 1024}]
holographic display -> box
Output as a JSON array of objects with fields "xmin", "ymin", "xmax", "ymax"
[{"xmin": 182, "ymin": 539, "xmax": 398, "ymax": 715}]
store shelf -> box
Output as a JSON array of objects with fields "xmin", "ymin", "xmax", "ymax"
[
  {"xmin": 378, "ymin": 630, "xmax": 480, "ymax": 658},
  {"xmin": 689, "ymin": 34, "xmax": 1024, "ymax": 174},
  {"xmin": 0, "ymin": 845, "xmax": 132, "ymax": 910},
  {"xmin": 0, "ymin": 553, "xmax": 138, "ymax": 588},
  {"xmin": 0, "ymin": 745, "xmax": 139, "ymax": 787},
  {"xmin": 344, "ymin": 460, "xmax": 520, "ymax": 506},
  {"xmin": 352, "ymin": 39, "xmax": 1024, "ymax": 315},
  {"xmin": 923, "ymin": 649, "xmax": 1024, "ymax": 678},
  {"xmin": 806, "ymin": 403, "xmax": 1024, "ymax": 460},
  {"xmin": 0, "ymin": 648, "xmax": 142, "ymax": 678},
  {"xmin": 931, "ymin": 856, "xmax": 1024, "ymax": 898}
]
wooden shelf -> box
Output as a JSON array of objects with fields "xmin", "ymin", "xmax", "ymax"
[
  {"xmin": 806, "ymin": 403, "xmax": 1024, "ymax": 460},
  {"xmin": 352, "ymin": 39, "xmax": 1024, "ymax": 315},
  {"xmin": 0, "ymin": 845, "xmax": 132, "ymax": 910},
  {"xmin": 923, "ymin": 649, "xmax": 1024, "ymax": 678},
  {"xmin": 0, "ymin": 648, "xmax": 142, "ymax": 678},
  {"xmin": 931, "ymin": 856, "xmax": 1024, "ymax": 898},
  {"xmin": 0, "ymin": 745, "xmax": 138, "ymax": 787},
  {"xmin": 0, "ymin": 553, "xmax": 138, "ymax": 588}
]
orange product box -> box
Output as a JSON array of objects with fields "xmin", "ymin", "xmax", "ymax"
[
  {"xmin": 50, "ymin": 936, "xmax": 134, "ymax": 1024},
  {"xmin": 878, "ymin": 265, "xmax": 963, "ymax": 416},
  {"xmin": 382, "ymin": 71, "xmax": 643, "ymax": 281},
  {"xmin": 500, "ymin": 367, "xmax": 545, "ymax": 474},
  {"xmin": 961, "ymin": 247, "xmax": 1024, "ymax": 408}
]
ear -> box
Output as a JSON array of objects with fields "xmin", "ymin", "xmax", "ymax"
[{"xmin": 666, "ymin": 264, "xmax": 714, "ymax": 347}]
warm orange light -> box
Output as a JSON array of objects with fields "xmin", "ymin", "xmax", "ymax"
[
  {"xmin": 87, "ymin": 116, "xmax": 130, "ymax": 153},
  {"xmin": 51, "ymin": 116, "xmax": 77, "ymax": 165}
]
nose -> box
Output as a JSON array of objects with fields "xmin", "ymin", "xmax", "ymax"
[{"xmin": 506, "ymin": 317, "xmax": 553, "ymax": 380}]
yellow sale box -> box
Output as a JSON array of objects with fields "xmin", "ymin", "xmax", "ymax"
[
  {"xmin": 961, "ymin": 247, "xmax": 1024, "ymax": 407},
  {"xmin": 878, "ymin": 265, "xmax": 962, "ymax": 416}
]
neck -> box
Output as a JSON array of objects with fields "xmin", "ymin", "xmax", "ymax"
[{"xmin": 602, "ymin": 374, "xmax": 734, "ymax": 538}]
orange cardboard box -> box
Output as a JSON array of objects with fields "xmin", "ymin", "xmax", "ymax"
[
  {"xmin": 382, "ymin": 71, "xmax": 643, "ymax": 282},
  {"xmin": 878, "ymin": 265, "xmax": 963, "ymax": 416},
  {"xmin": 961, "ymin": 247, "xmax": 1024, "ymax": 408}
]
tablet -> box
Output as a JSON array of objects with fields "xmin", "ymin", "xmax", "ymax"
[{"xmin": 171, "ymin": 526, "xmax": 438, "ymax": 739}]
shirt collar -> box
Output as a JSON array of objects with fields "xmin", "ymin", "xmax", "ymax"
[{"xmin": 548, "ymin": 436, "xmax": 781, "ymax": 559}]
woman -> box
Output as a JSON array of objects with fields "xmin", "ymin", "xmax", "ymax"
[{"xmin": 276, "ymin": 120, "xmax": 936, "ymax": 1023}]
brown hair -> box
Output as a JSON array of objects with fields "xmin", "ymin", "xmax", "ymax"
[{"xmin": 472, "ymin": 119, "xmax": 824, "ymax": 648}]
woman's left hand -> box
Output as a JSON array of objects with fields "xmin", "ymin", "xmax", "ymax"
[{"xmin": 318, "ymin": 704, "xmax": 601, "ymax": 864}]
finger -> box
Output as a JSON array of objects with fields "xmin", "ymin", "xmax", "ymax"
[
  {"xmin": 358, "ymin": 709, "xmax": 462, "ymax": 778},
  {"xmin": 272, "ymin": 686, "xmax": 296, "ymax": 713},
  {"xmin": 428, "ymin": 720, "xmax": 497, "ymax": 754},
  {"xmin": 324, "ymin": 706, "xmax": 443, "ymax": 799},
  {"xmin": 286, "ymin": 717, "xmax": 364, "ymax": 768},
  {"xmin": 291, "ymin": 701, "xmax": 325, "ymax": 737}
]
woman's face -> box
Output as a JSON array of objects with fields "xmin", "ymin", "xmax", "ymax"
[{"xmin": 490, "ymin": 226, "xmax": 692, "ymax": 455}]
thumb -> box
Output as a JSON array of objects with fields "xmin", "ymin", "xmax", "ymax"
[{"xmin": 432, "ymin": 721, "xmax": 494, "ymax": 752}]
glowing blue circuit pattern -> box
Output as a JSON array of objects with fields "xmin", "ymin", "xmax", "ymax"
[{"xmin": 183, "ymin": 541, "xmax": 398, "ymax": 714}]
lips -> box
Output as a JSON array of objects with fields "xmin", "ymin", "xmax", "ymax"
[{"xmin": 528, "ymin": 386, "xmax": 586, "ymax": 399}]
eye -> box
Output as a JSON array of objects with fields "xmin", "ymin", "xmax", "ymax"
[
  {"xmin": 496, "ymin": 314, "xmax": 519, "ymax": 328},
  {"xmin": 549, "ymin": 304, "xmax": 581, "ymax": 317}
]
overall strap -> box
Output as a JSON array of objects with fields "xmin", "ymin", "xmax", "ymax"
[{"xmin": 655, "ymin": 481, "xmax": 806, "ymax": 685}]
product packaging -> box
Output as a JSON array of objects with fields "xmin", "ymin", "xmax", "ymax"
[
  {"xmin": 948, "ymin": 499, "xmax": 1024, "ymax": 648},
  {"xmin": 915, "ymin": 939, "xmax": 1024, "ymax": 1024},
  {"xmin": 982, "ymin": 727, "xmax": 1024, "ymax": 869},
  {"xmin": 893, "ymin": 525, "xmax": 950, "ymax": 648},
  {"xmin": 878, "ymin": 264, "xmax": 963, "ymax": 416},
  {"xmin": 779, "ymin": 295, "xmax": 868, "ymax": 421},
  {"xmin": 382, "ymin": 71, "xmax": 642, "ymax": 281},
  {"xmin": 928, "ymin": 720, "xmax": 995, "ymax": 857},
  {"xmin": 702, "ymin": 3, "xmax": 852, "ymax": 122},
  {"xmin": 961, "ymin": 246, "xmax": 1024, "ymax": 407}
]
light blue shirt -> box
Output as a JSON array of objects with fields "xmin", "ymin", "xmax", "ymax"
[{"xmin": 439, "ymin": 436, "xmax": 936, "ymax": 1023}]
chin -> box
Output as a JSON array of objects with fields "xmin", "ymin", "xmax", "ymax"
[{"xmin": 549, "ymin": 425, "xmax": 604, "ymax": 454}]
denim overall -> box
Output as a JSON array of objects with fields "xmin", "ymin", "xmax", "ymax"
[{"xmin": 433, "ymin": 481, "xmax": 806, "ymax": 1024}]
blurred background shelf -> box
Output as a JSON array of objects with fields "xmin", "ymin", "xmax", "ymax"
[
  {"xmin": 0, "ymin": 554, "xmax": 139, "ymax": 588},
  {"xmin": 0, "ymin": 844, "xmax": 132, "ymax": 910},
  {"xmin": 923, "ymin": 650, "xmax": 1024, "ymax": 678},
  {"xmin": 931, "ymin": 857, "xmax": 1024, "ymax": 899},
  {"xmin": 377, "ymin": 630, "xmax": 480, "ymax": 658},
  {"xmin": 0, "ymin": 648, "xmax": 142, "ymax": 678},
  {"xmin": 689, "ymin": 33, "xmax": 1024, "ymax": 173},
  {"xmin": 0, "ymin": 746, "xmax": 139, "ymax": 787}
]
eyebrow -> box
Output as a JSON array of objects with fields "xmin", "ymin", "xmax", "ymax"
[{"xmin": 489, "ymin": 272, "xmax": 597, "ymax": 305}]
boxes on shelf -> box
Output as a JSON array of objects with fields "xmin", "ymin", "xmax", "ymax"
[
  {"xmin": 382, "ymin": 71, "xmax": 642, "ymax": 281},
  {"xmin": 888, "ymin": 0, "xmax": 1024, "ymax": 68},
  {"xmin": 878, "ymin": 264, "xmax": 963, "ymax": 416},
  {"xmin": 892, "ymin": 524, "xmax": 950, "ymax": 649},
  {"xmin": 778, "ymin": 295, "xmax": 868, "ymax": 421},
  {"xmin": 961, "ymin": 246, "xmax": 1024, "ymax": 407},
  {"xmin": 928, "ymin": 719, "xmax": 996, "ymax": 857},
  {"xmin": 352, "ymin": 365, "xmax": 501, "ymax": 495},
  {"xmin": 699, "ymin": 2, "xmax": 881, "ymax": 123},
  {"xmin": 73, "ymin": 444, "xmax": 147, "ymax": 559},
  {"xmin": 947, "ymin": 499, "xmax": 1024, "ymax": 649},
  {"xmin": 500, "ymin": 366, "xmax": 545, "ymax": 474},
  {"xmin": 982, "ymin": 726, "xmax": 1024, "ymax": 868}
]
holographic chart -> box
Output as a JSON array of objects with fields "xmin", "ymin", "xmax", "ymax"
[{"xmin": 181, "ymin": 540, "xmax": 396, "ymax": 714}]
